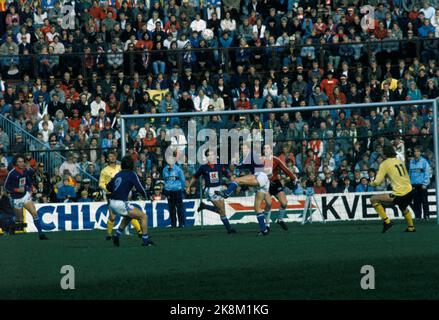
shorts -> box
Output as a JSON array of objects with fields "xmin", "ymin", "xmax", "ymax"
[
  {"xmin": 11, "ymin": 192, "xmax": 32, "ymax": 209},
  {"xmin": 269, "ymin": 180, "xmax": 284, "ymax": 196},
  {"xmin": 390, "ymin": 191, "xmax": 413, "ymax": 210},
  {"xmin": 205, "ymin": 186, "xmax": 225, "ymax": 201},
  {"xmin": 109, "ymin": 199, "xmax": 134, "ymax": 217},
  {"xmin": 255, "ymin": 172, "xmax": 270, "ymax": 193}
]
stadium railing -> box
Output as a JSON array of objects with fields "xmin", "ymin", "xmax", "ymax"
[
  {"xmin": 0, "ymin": 37, "xmax": 431, "ymax": 81},
  {"xmin": 0, "ymin": 114, "xmax": 99, "ymax": 188}
]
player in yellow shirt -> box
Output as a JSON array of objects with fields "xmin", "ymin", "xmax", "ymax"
[
  {"xmin": 99, "ymin": 150, "xmax": 142, "ymax": 240},
  {"xmin": 369, "ymin": 145, "xmax": 415, "ymax": 233}
]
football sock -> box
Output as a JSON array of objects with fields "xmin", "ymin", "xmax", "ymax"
[
  {"xmin": 264, "ymin": 210, "xmax": 271, "ymax": 225},
  {"xmin": 256, "ymin": 213, "xmax": 267, "ymax": 232},
  {"xmin": 131, "ymin": 219, "xmax": 142, "ymax": 234},
  {"xmin": 403, "ymin": 209, "xmax": 414, "ymax": 229},
  {"xmin": 14, "ymin": 221, "xmax": 24, "ymax": 232},
  {"xmin": 220, "ymin": 216, "xmax": 232, "ymax": 231},
  {"xmin": 373, "ymin": 203, "xmax": 390, "ymax": 224},
  {"xmin": 107, "ymin": 219, "xmax": 114, "ymax": 236},
  {"xmin": 204, "ymin": 204, "xmax": 219, "ymax": 213},
  {"xmin": 141, "ymin": 234, "xmax": 149, "ymax": 244},
  {"xmin": 225, "ymin": 182, "xmax": 239, "ymax": 196},
  {"xmin": 278, "ymin": 208, "xmax": 287, "ymax": 220},
  {"xmin": 115, "ymin": 227, "xmax": 123, "ymax": 238},
  {"xmin": 33, "ymin": 217, "xmax": 43, "ymax": 234}
]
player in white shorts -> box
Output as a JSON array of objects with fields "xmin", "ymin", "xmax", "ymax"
[
  {"xmin": 108, "ymin": 200, "xmax": 135, "ymax": 217},
  {"xmin": 217, "ymin": 143, "xmax": 272, "ymax": 236},
  {"xmin": 106, "ymin": 156, "xmax": 154, "ymax": 247},
  {"xmin": 4, "ymin": 155, "xmax": 48, "ymax": 240},
  {"xmin": 189, "ymin": 149, "xmax": 236, "ymax": 234}
]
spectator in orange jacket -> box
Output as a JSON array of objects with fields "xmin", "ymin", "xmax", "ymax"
[
  {"xmin": 235, "ymin": 93, "xmax": 251, "ymax": 110},
  {"xmin": 320, "ymin": 72, "xmax": 339, "ymax": 97}
]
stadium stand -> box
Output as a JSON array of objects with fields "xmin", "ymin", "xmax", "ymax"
[{"xmin": 0, "ymin": 0, "xmax": 437, "ymax": 203}]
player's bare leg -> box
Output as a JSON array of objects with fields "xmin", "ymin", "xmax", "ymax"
[
  {"xmin": 111, "ymin": 216, "xmax": 128, "ymax": 247},
  {"xmin": 370, "ymin": 194, "xmax": 394, "ymax": 233},
  {"xmin": 118, "ymin": 217, "xmax": 130, "ymax": 229},
  {"xmin": 129, "ymin": 208, "xmax": 153, "ymax": 246},
  {"xmin": 255, "ymin": 191, "xmax": 270, "ymax": 236},
  {"xmin": 211, "ymin": 199, "xmax": 236, "ymax": 234},
  {"xmin": 112, "ymin": 208, "xmax": 152, "ymax": 247},
  {"xmin": 128, "ymin": 208, "xmax": 148, "ymax": 234},
  {"xmin": 23, "ymin": 201, "xmax": 48, "ymax": 240},
  {"xmin": 254, "ymin": 191, "xmax": 265, "ymax": 213},
  {"xmin": 197, "ymin": 198, "xmax": 236, "ymax": 233},
  {"xmin": 234, "ymin": 175, "xmax": 259, "ymax": 187},
  {"xmin": 263, "ymin": 191, "xmax": 272, "ymax": 227},
  {"xmin": 274, "ymin": 191, "xmax": 289, "ymax": 230},
  {"xmin": 218, "ymin": 175, "xmax": 260, "ymax": 198},
  {"xmin": 211, "ymin": 199, "xmax": 226, "ymax": 216}
]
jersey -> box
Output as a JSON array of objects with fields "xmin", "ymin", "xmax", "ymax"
[
  {"xmin": 106, "ymin": 170, "xmax": 147, "ymax": 201},
  {"xmin": 162, "ymin": 164, "xmax": 186, "ymax": 191},
  {"xmin": 194, "ymin": 163, "xmax": 231, "ymax": 188},
  {"xmin": 264, "ymin": 156, "xmax": 296, "ymax": 182},
  {"xmin": 99, "ymin": 164, "xmax": 121, "ymax": 193},
  {"xmin": 370, "ymin": 157, "xmax": 412, "ymax": 196},
  {"xmin": 4, "ymin": 167, "xmax": 34, "ymax": 199}
]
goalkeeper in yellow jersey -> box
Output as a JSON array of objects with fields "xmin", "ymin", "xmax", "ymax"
[
  {"xmin": 99, "ymin": 150, "xmax": 142, "ymax": 240},
  {"xmin": 369, "ymin": 145, "xmax": 415, "ymax": 233}
]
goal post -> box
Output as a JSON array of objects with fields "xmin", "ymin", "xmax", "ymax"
[
  {"xmin": 120, "ymin": 99, "xmax": 439, "ymax": 225},
  {"xmin": 434, "ymin": 98, "xmax": 439, "ymax": 225}
]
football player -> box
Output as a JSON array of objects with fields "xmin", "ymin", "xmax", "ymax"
[
  {"xmin": 263, "ymin": 144, "xmax": 297, "ymax": 230},
  {"xmin": 189, "ymin": 149, "xmax": 236, "ymax": 234},
  {"xmin": 4, "ymin": 155, "xmax": 48, "ymax": 240},
  {"xmin": 106, "ymin": 156, "xmax": 154, "ymax": 247},
  {"xmin": 99, "ymin": 150, "xmax": 142, "ymax": 240},
  {"xmin": 369, "ymin": 145, "xmax": 415, "ymax": 233},
  {"xmin": 218, "ymin": 143, "xmax": 272, "ymax": 236}
]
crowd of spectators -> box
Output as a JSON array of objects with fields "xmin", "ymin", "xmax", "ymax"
[{"xmin": 0, "ymin": 0, "xmax": 438, "ymax": 202}]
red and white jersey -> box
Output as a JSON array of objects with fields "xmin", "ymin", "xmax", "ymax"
[{"xmin": 263, "ymin": 156, "xmax": 296, "ymax": 182}]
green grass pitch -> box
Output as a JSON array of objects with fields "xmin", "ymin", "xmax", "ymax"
[{"xmin": 1, "ymin": 220, "xmax": 439, "ymax": 300}]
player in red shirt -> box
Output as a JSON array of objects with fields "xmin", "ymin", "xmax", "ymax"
[{"xmin": 263, "ymin": 144, "xmax": 297, "ymax": 230}]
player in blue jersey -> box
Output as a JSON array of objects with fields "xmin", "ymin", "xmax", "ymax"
[
  {"xmin": 4, "ymin": 155, "xmax": 48, "ymax": 240},
  {"xmin": 189, "ymin": 149, "xmax": 236, "ymax": 234},
  {"xmin": 106, "ymin": 155, "xmax": 154, "ymax": 247},
  {"xmin": 217, "ymin": 143, "xmax": 272, "ymax": 236}
]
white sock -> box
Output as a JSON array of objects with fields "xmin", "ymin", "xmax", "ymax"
[{"xmin": 265, "ymin": 211, "xmax": 271, "ymax": 226}]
